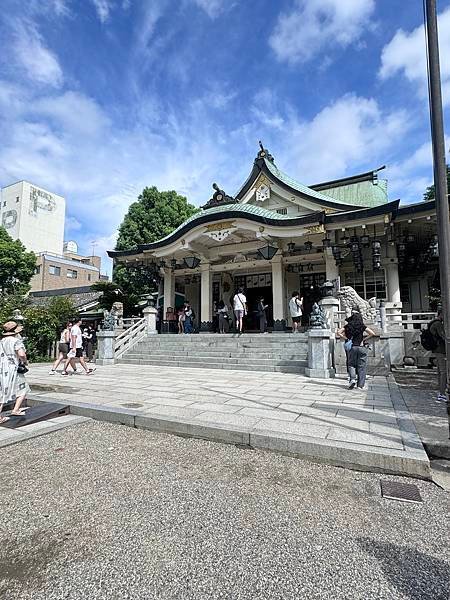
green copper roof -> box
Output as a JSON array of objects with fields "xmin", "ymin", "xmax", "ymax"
[
  {"xmin": 317, "ymin": 178, "xmax": 388, "ymax": 207},
  {"xmin": 263, "ymin": 159, "xmax": 353, "ymax": 206}
]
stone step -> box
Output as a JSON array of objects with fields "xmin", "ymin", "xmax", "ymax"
[
  {"xmin": 131, "ymin": 349, "xmax": 307, "ymax": 360},
  {"xmin": 136, "ymin": 340, "xmax": 307, "ymax": 349},
  {"xmin": 155, "ymin": 333, "xmax": 308, "ymax": 340},
  {"xmin": 117, "ymin": 357, "xmax": 305, "ymax": 373},
  {"xmin": 123, "ymin": 353, "xmax": 307, "ymax": 367}
]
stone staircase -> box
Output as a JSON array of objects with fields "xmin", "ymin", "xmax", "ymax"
[{"xmin": 117, "ymin": 333, "xmax": 308, "ymax": 374}]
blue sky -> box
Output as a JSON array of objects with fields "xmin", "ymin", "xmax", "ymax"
[{"xmin": 1, "ymin": 0, "xmax": 449, "ymax": 274}]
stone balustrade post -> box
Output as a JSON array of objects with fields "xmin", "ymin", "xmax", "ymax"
[
  {"xmin": 305, "ymin": 329, "xmax": 335, "ymax": 379},
  {"xmin": 143, "ymin": 306, "xmax": 158, "ymax": 335},
  {"xmin": 318, "ymin": 297, "xmax": 340, "ymax": 331},
  {"xmin": 96, "ymin": 330, "xmax": 117, "ymax": 365}
]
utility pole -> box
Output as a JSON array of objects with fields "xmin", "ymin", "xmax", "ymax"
[{"xmin": 424, "ymin": 0, "xmax": 450, "ymax": 434}]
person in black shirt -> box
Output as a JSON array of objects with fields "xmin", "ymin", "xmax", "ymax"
[{"xmin": 338, "ymin": 312, "xmax": 375, "ymax": 390}]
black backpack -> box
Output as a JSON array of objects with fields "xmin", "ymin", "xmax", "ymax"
[{"xmin": 420, "ymin": 319, "xmax": 440, "ymax": 351}]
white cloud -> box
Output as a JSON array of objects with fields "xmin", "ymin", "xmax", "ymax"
[
  {"xmin": 91, "ymin": 0, "xmax": 113, "ymax": 22},
  {"xmin": 191, "ymin": 0, "xmax": 229, "ymax": 19},
  {"xmin": 379, "ymin": 6, "xmax": 450, "ymax": 106},
  {"xmin": 12, "ymin": 20, "xmax": 63, "ymax": 87},
  {"xmin": 269, "ymin": 0, "xmax": 375, "ymax": 64}
]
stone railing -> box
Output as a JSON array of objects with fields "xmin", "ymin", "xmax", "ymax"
[
  {"xmin": 96, "ymin": 306, "xmax": 158, "ymax": 365},
  {"xmin": 114, "ymin": 317, "xmax": 147, "ymax": 359}
]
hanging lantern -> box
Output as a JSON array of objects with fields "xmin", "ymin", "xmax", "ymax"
[
  {"xmin": 287, "ymin": 241, "xmax": 296, "ymax": 254},
  {"xmin": 258, "ymin": 244, "xmax": 278, "ymax": 260},
  {"xmin": 304, "ymin": 240, "xmax": 313, "ymax": 252},
  {"xmin": 332, "ymin": 245, "xmax": 340, "ymax": 257},
  {"xmin": 170, "ymin": 258, "xmax": 177, "ymax": 270},
  {"xmin": 322, "ymin": 236, "xmax": 331, "ymax": 248},
  {"xmin": 372, "ymin": 240, "xmax": 381, "ymax": 254},
  {"xmin": 183, "ymin": 256, "xmax": 201, "ymax": 269},
  {"xmin": 341, "ymin": 234, "xmax": 350, "ymax": 246},
  {"xmin": 397, "ymin": 242, "xmax": 406, "ymax": 253},
  {"xmin": 406, "ymin": 232, "xmax": 415, "ymax": 243},
  {"xmin": 351, "ymin": 238, "xmax": 360, "ymax": 253},
  {"xmin": 360, "ymin": 234, "xmax": 370, "ymax": 247},
  {"xmin": 373, "ymin": 258, "xmax": 382, "ymax": 271},
  {"xmin": 158, "ymin": 259, "xmax": 166, "ymax": 269}
]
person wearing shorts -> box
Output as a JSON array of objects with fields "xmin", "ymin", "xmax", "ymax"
[
  {"xmin": 62, "ymin": 318, "xmax": 95, "ymax": 376},
  {"xmin": 233, "ymin": 288, "xmax": 247, "ymax": 334},
  {"xmin": 289, "ymin": 291, "xmax": 303, "ymax": 333},
  {"xmin": 49, "ymin": 321, "xmax": 72, "ymax": 375}
]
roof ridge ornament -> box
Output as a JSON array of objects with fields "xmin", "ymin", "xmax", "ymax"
[
  {"xmin": 256, "ymin": 140, "xmax": 274, "ymax": 163},
  {"xmin": 202, "ymin": 183, "xmax": 238, "ymax": 209}
]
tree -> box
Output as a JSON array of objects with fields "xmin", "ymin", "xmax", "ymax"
[
  {"xmin": 423, "ymin": 165, "xmax": 450, "ymax": 201},
  {"xmin": 113, "ymin": 187, "xmax": 199, "ymax": 313},
  {"xmin": 116, "ymin": 186, "xmax": 199, "ymax": 250},
  {"xmin": 0, "ymin": 227, "xmax": 36, "ymax": 295}
]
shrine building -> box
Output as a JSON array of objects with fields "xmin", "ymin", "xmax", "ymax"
[{"xmin": 108, "ymin": 143, "xmax": 443, "ymax": 331}]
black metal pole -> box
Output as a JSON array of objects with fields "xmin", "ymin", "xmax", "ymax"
[{"xmin": 424, "ymin": 0, "xmax": 450, "ymax": 435}]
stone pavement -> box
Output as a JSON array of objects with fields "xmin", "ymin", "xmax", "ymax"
[{"xmin": 27, "ymin": 363, "xmax": 429, "ymax": 477}]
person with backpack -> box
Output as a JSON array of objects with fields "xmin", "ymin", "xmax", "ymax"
[
  {"xmin": 425, "ymin": 310, "xmax": 447, "ymax": 402},
  {"xmin": 339, "ymin": 312, "xmax": 376, "ymax": 390}
]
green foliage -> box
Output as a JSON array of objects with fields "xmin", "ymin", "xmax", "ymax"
[
  {"xmin": 112, "ymin": 187, "xmax": 199, "ymax": 314},
  {"xmin": 0, "ymin": 294, "xmax": 75, "ymax": 362},
  {"xmin": 427, "ymin": 287, "xmax": 441, "ymax": 311},
  {"xmin": 423, "ymin": 165, "xmax": 450, "ymax": 201},
  {"xmin": 0, "ymin": 227, "xmax": 36, "ymax": 295},
  {"xmin": 91, "ymin": 280, "xmax": 128, "ymax": 311},
  {"xmin": 116, "ymin": 187, "xmax": 199, "ymax": 250}
]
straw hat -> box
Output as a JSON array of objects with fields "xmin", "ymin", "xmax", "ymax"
[{"xmin": 1, "ymin": 321, "xmax": 24, "ymax": 336}]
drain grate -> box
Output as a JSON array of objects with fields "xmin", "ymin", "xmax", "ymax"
[
  {"xmin": 120, "ymin": 402, "xmax": 144, "ymax": 408},
  {"xmin": 380, "ymin": 480, "xmax": 423, "ymax": 503}
]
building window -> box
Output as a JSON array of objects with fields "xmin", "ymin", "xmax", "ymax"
[
  {"xmin": 35, "ymin": 265, "xmax": 41, "ymax": 275},
  {"xmin": 2, "ymin": 201, "xmax": 6, "ymax": 207},
  {"xmin": 49, "ymin": 265, "xmax": 61, "ymax": 275},
  {"xmin": 16, "ymin": 196, "xmax": 19, "ymax": 203},
  {"xmin": 276, "ymin": 207, "xmax": 287, "ymax": 215},
  {"xmin": 344, "ymin": 270, "xmax": 386, "ymax": 300},
  {"xmin": 67, "ymin": 269, "xmax": 78, "ymax": 279},
  {"xmin": 87, "ymin": 274, "xmax": 91, "ymax": 282}
]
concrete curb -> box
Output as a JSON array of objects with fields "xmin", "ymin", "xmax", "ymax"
[
  {"xmin": 28, "ymin": 394, "xmax": 430, "ymax": 478},
  {"xmin": 0, "ymin": 414, "xmax": 91, "ymax": 448}
]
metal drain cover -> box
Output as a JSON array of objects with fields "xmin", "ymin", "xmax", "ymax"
[
  {"xmin": 120, "ymin": 403, "xmax": 143, "ymax": 408},
  {"xmin": 380, "ymin": 480, "xmax": 423, "ymax": 503}
]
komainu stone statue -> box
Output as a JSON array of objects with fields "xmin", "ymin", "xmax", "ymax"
[
  {"xmin": 309, "ymin": 303, "xmax": 327, "ymax": 329},
  {"xmin": 111, "ymin": 302, "xmax": 124, "ymax": 328},
  {"xmin": 337, "ymin": 286, "xmax": 377, "ymax": 322}
]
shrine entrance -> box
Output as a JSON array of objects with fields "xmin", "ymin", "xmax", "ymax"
[{"xmin": 234, "ymin": 274, "xmax": 274, "ymax": 331}]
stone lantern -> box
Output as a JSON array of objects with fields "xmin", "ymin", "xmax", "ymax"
[{"xmin": 320, "ymin": 279, "xmax": 335, "ymax": 298}]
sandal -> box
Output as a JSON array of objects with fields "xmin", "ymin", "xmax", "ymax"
[{"xmin": 0, "ymin": 416, "xmax": 10, "ymax": 424}]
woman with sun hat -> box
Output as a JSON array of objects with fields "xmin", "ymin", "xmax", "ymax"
[{"xmin": 0, "ymin": 321, "xmax": 30, "ymax": 422}]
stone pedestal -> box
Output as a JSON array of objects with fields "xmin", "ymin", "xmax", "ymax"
[
  {"xmin": 96, "ymin": 330, "xmax": 117, "ymax": 365},
  {"xmin": 380, "ymin": 330, "xmax": 405, "ymax": 368},
  {"xmin": 319, "ymin": 297, "xmax": 340, "ymax": 331},
  {"xmin": 143, "ymin": 306, "xmax": 158, "ymax": 335},
  {"xmin": 305, "ymin": 329, "xmax": 335, "ymax": 379}
]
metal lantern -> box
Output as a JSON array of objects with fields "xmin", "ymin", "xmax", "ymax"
[
  {"xmin": 406, "ymin": 233, "xmax": 415, "ymax": 244},
  {"xmin": 372, "ymin": 240, "xmax": 381, "ymax": 254},
  {"xmin": 184, "ymin": 256, "xmax": 201, "ymax": 269},
  {"xmin": 170, "ymin": 258, "xmax": 177, "ymax": 270},
  {"xmin": 332, "ymin": 245, "xmax": 340, "ymax": 257},
  {"xmin": 341, "ymin": 234, "xmax": 350, "ymax": 246},
  {"xmin": 158, "ymin": 259, "xmax": 166, "ymax": 269},
  {"xmin": 373, "ymin": 258, "xmax": 382, "ymax": 271},
  {"xmin": 360, "ymin": 234, "xmax": 370, "ymax": 247},
  {"xmin": 287, "ymin": 241, "xmax": 296, "ymax": 254},
  {"xmin": 304, "ymin": 240, "xmax": 313, "ymax": 252},
  {"xmin": 258, "ymin": 244, "xmax": 278, "ymax": 260},
  {"xmin": 322, "ymin": 236, "xmax": 331, "ymax": 248}
]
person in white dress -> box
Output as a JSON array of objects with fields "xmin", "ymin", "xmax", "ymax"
[{"xmin": 0, "ymin": 321, "xmax": 31, "ymax": 422}]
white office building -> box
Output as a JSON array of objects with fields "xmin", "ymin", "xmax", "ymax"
[{"xmin": 0, "ymin": 181, "xmax": 65, "ymax": 255}]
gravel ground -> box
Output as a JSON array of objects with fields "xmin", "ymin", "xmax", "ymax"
[{"xmin": 0, "ymin": 421, "xmax": 449, "ymax": 600}]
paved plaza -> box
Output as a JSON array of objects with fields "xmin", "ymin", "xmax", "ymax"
[
  {"xmin": 1, "ymin": 421, "xmax": 449, "ymax": 600},
  {"xmin": 25, "ymin": 363, "xmax": 430, "ymax": 477}
]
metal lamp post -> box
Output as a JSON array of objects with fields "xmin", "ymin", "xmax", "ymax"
[{"xmin": 424, "ymin": 0, "xmax": 450, "ymax": 433}]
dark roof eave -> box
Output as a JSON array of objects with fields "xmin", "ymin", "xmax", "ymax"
[
  {"xmin": 310, "ymin": 166, "xmax": 386, "ymax": 191},
  {"xmin": 108, "ymin": 209, "xmax": 325, "ymax": 258},
  {"xmin": 324, "ymin": 200, "xmax": 400, "ymax": 224}
]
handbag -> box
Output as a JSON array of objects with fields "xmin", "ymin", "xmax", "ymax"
[{"xmin": 17, "ymin": 361, "xmax": 29, "ymax": 374}]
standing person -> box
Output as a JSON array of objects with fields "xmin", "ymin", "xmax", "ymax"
[
  {"xmin": 49, "ymin": 321, "xmax": 72, "ymax": 375},
  {"xmin": 429, "ymin": 309, "xmax": 447, "ymax": 402},
  {"xmin": 289, "ymin": 291, "xmax": 303, "ymax": 333},
  {"xmin": 62, "ymin": 317, "xmax": 95, "ymax": 376},
  {"xmin": 177, "ymin": 308, "xmax": 185, "ymax": 334},
  {"xmin": 257, "ymin": 297, "xmax": 269, "ymax": 334},
  {"xmin": 233, "ymin": 287, "xmax": 247, "ymax": 334},
  {"xmin": 83, "ymin": 324, "xmax": 94, "ymax": 362},
  {"xmin": 217, "ymin": 300, "xmax": 229, "ymax": 334},
  {"xmin": 0, "ymin": 321, "xmax": 31, "ymax": 421},
  {"xmin": 183, "ymin": 303, "xmax": 193, "ymax": 334},
  {"xmin": 345, "ymin": 313, "xmax": 376, "ymax": 390},
  {"xmin": 336, "ymin": 312, "xmax": 357, "ymax": 382}
]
